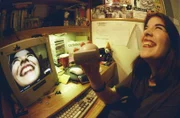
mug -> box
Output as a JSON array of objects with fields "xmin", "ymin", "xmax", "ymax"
[{"xmin": 59, "ymin": 54, "xmax": 69, "ymax": 68}]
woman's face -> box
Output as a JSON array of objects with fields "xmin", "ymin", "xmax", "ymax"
[
  {"xmin": 11, "ymin": 49, "xmax": 40, "ymax": 87},
  {"xmin": 140, "ymin": 16, "xmax": 170, "ymax": 60}
]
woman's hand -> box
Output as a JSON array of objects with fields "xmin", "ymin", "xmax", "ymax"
[{"xmin": 80, "ymin": 60, "xmax": 100, "ymax": 79}]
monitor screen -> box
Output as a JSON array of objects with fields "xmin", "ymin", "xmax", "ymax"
[
  {"xmin": 0, "ymin": 37, "xmax": 58, "ymax": 107},
  {"xmin": 9, "ymin": 44, "xmax": 51, "ymax": 93}
]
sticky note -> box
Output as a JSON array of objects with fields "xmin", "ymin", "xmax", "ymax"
[{"xmin": 58, "ymin": 74, "xmax": 70, "ymax": 84}]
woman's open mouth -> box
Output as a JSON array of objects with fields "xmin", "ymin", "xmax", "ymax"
[
  {"xmin": 20, "ymin": 64, "xmax": 35, "ymax": 76},
  {"xmin": 142, "ymin": 40, "xmax": 156, "ymax": 48}
]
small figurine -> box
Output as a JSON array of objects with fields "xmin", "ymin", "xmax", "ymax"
[{"xmin": 64, "ymin": 11, "xmax": 69, "ymax": 26}]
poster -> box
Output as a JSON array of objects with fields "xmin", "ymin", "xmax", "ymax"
[{"xmin": 92, "ymin": 21, "xmax": 144, "ymax": 48}]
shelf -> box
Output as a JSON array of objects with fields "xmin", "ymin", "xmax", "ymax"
[
  {"xmin": 15, "ymin": 26, "xmax": 90, "ymax": 39},
  {"xmin": 0, "ymin": 0, "xmax": 89, "ymax": 9},
  {"xmin": 92, "ymin": 18, "xmax": 144, "ymax": 23},
  {"xmin": 0, "ymin": 26, "xmax": 90, "ymax": 48},
  {"xmin": 0, "ymin": 0, "xmax": 91, "ymax": 39}
]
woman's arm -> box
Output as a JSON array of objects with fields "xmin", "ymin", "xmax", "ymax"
[{"xmin": 80, "ymin": 61, "xmax": 121, "ymax": 104}]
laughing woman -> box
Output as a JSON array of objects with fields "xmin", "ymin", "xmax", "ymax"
[{"xmin": 80, "ymin": 13, "xmax": 180, "ymax": 118}]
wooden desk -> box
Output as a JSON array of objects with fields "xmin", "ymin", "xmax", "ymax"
[
  {"xmin": 20, "ymin": 62, "xmax": 115, "ymax": 118},
  {"xmin": 84, "ymin": 98, "xmax": 105, "ymax": 118}
]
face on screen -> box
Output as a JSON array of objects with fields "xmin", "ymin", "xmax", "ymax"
[{"xmin": 11, "ymin": 49, "xmax": 40, "ymax": 87}]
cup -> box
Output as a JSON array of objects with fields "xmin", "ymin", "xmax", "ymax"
[{"xmin": 59, "ymin": 54, "xmax": 69, "ymax": 69}]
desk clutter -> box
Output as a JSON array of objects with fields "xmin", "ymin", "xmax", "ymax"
[
  {"xmin": 15, "ymin": 61, "xmax": 115, "ymax": 118},
  {"xmin": 56, "ymin": 43, "xmax": 113, "ymax": 85}
]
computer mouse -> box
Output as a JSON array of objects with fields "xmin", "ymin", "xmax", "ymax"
[{"xmin": 69, "ymin": 67, "xmax": 84, "ymax": 75}]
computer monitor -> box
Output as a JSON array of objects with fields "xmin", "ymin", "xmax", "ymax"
[{"xmin": 0, "ymin": 37, "xmax": 58, "ymax": 107}]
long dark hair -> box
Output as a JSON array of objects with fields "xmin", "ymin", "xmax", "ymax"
[{"xmin": 132, "ymin": 13, "xmax": 180, "ymax": 87}]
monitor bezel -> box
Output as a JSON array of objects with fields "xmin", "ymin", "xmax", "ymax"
[{"xmin": 0, "ymin": 36, "xmax": 58, "ymax": 107}]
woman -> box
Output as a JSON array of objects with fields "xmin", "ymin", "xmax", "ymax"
[
  {"xmin": 80, "ymin": 13, "xmax": 180, "ymax": 118},
  {"xmin": 9, "ymin": 48, "xmax": 40, "ymax": 88}
]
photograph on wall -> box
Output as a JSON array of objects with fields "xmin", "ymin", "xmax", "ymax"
[
  {"xmin": 92, "ymin": 5, "xmax": 106, "ymax": 19},
  {"xmin": 105, "ymin": 0, "xmax": 113, "ymax": 5}
]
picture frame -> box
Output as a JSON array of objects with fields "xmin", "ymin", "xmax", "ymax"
[{"xmin": 24, "ymin": 17, "xmax": 41, "ymax": 30}]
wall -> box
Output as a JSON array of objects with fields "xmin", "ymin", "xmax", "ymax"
[
  {"xmin": 110, "ymin": 22, "xmax": 143, "ymax": 82},
  {"xmin": 92, "ymin": 21, "xmax": 144, "ymax": 83},
  {"xmin": 164, "ymin": 0, "xmax": 180, "ymax": 32}
]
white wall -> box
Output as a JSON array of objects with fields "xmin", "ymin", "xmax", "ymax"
[
  {"xmin": 171, "ymin": 0, "xmax": 180, "ymax": 32},
  {"xmin": 164, "ymin": 0, "xmax": 180, "ymax": 32},
  {"xmin": 92, "ymin": 21, "xmax": 144, "ymax": 82},
  {"xmin": 112, "ymin": 46, "xmax": 139, "ymax": 82}
]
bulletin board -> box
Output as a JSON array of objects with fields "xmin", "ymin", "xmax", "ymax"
[
  {"xmin": 131, "ymin": 0, "xmax": 166, "ymax": 14},
  {"xmin": 92, "ymin": 0, "xmax": 166, "ymax": 20}
]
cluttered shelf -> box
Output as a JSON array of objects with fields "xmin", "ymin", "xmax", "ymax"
[
  {"xmin": 0, "ymin": 0, "xmax": 89, "ymax": 10},
  {"xmin": 0, "ymin": 0, "xmax": 91, "ymax": 41}
]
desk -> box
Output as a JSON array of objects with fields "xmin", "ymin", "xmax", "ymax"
[{"xmin": 19, "ymin": 62, "xmax": 115, "ymax": 118}]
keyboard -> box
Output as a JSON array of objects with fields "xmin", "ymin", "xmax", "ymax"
[{"xmin": 51, "ymin": 88, "xmax": 97, "ymax": 118}]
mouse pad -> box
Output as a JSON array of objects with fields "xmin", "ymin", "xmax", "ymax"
[{"xmin": 65, "ymin": 65, "xmax": 83, "ymax": 82}]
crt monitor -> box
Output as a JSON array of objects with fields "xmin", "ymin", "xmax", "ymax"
[{"xmin": 0, "ymin": 36, "xmax": 58, "ymax": 107}]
